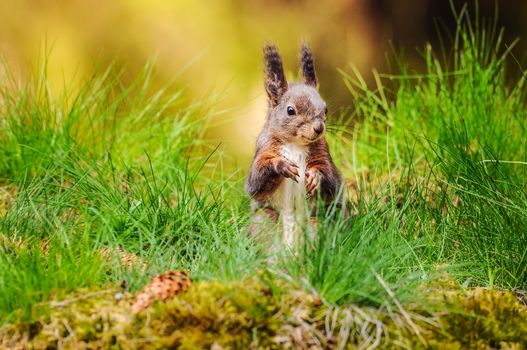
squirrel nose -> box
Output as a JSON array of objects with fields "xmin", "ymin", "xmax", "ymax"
[{"xmin": 313, "ymin": 121, "xmax": 324, "ymax": 135}]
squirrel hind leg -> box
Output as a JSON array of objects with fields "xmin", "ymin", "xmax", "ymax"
[{"xmin": 247, "ymin": 204, "xmax": 279, "ymax": 238}]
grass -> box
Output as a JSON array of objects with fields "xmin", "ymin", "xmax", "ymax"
[
  {"xmin": 0, "ymin": 60, "xmax": 262, "ymax": 322},
  {"xmin": 340, "ymin": 4, "xmax": 527, "ymax": 290},
  {"xmin": 1, "ymin": 4, "xmax": 527, "ymax": 347}
]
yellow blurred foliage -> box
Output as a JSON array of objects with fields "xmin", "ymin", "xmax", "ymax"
[{"xmin": 0, "ymin": 0, "xmax": 388, "ymax": 158}]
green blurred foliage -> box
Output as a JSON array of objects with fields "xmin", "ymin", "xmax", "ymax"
[
  {"xmin": 0, "ymin": 0, "xmax": 389, "ymax": 160},
  {"xmin": 1, "ymin": 0, "xmax": 526, "ymax": 160}
]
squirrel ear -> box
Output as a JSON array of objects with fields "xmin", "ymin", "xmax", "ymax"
[
  {"xmin": 264, "ymin": 44, "xmax": 288, "ymax": 107},
  {"xmin": 300, "ymin": 43, "xmax": 317, "ymax": 88}
]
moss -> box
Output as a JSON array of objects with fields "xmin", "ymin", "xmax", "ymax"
[
  {"xmin": 1, "ymin": 279, "xmax": 321, "ymax": 349},
  {"xmin": 1, "ymin": 279, "xmax": 527, "ymax": 349},
  {"xmin": 428, "ymin": 288, "xmax": 527, "ymax": 349},
  {"xmin": 135, "ymin": 280, "xmax": 281, "ymax": 348}
]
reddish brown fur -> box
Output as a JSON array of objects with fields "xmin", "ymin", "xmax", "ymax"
[
  {"xmin": 246, "ymin": 135, "xmax": 284, "ymax": 201},
  {"xmin": 307, "ymin": 139, "xmax": 342, "ymax": 201}
]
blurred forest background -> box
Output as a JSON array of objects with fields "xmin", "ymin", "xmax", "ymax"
[{"xmin": 1, "ymin": 0, "xmax": 526, "ymax": 161}]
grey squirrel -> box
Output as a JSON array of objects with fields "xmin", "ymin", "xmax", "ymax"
[{"xmin": 245, "ymin": 43, "xmax": 344, "ymax": 247}]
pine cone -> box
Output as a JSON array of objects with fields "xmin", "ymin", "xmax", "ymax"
[{"xmin": 131, "ymin": 270, "xmax": 192, "ymax": 313}]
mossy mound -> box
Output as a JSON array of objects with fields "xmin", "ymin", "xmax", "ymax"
[
  {"xmin": 428, "ymin": 288, "xmax": 527, "ymax": 349},
  {"xmin": 1, "ymin": 278, "xmax": 527, "ymax": 349}
]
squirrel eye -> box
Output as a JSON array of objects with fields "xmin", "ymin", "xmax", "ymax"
[{"xmin": 287, "ymin": 106, "xmax": 296, "ymax": 116}]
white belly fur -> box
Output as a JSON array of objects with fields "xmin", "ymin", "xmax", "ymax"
[{"xmin": 272, "ymin": 143, "xmax": 308, "ymax": 248}]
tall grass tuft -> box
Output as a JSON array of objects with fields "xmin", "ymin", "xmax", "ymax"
[
  {"xmin": 340, "ymin": 4, "xmax": 527, "ymax": 290},
  {"xmin": 0, "ymin": 60, "xmax": 261, "ymax": 321}
]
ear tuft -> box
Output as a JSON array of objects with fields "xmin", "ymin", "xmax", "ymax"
[
  {"xmin": 300, "ymin": 43, "xmax": 317, "ymax": 87},
  {"xmin": 263, "ymin": 44, "xmax": 288, "ymax": 107}
]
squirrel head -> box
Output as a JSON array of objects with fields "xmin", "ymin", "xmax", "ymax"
[{"xmin": 263, "ymin": 43, "xmax": 327, "ymax": 145}]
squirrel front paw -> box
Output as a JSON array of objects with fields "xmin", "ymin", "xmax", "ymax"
[
  {"xmin": 274, "ymin": 158, "xmax": 300, "ymax": 182},
  {"xmin": 305, "ymin": 168, "xmax": 321, "ymax": 196}
]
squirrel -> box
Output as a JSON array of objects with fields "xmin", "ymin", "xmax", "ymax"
[{"xmin": 245, "ymin": 43, "xmax": 344, "ymax": 248}]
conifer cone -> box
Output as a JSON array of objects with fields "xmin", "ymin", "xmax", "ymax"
[{"xmin": 131, "ymin": 270, "xmax": 192, "ymax": 313}]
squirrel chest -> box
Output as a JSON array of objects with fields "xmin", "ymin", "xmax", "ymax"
[{"xmin": 272, "ymin": 143, "xmax": 309, "ymax": 242}]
